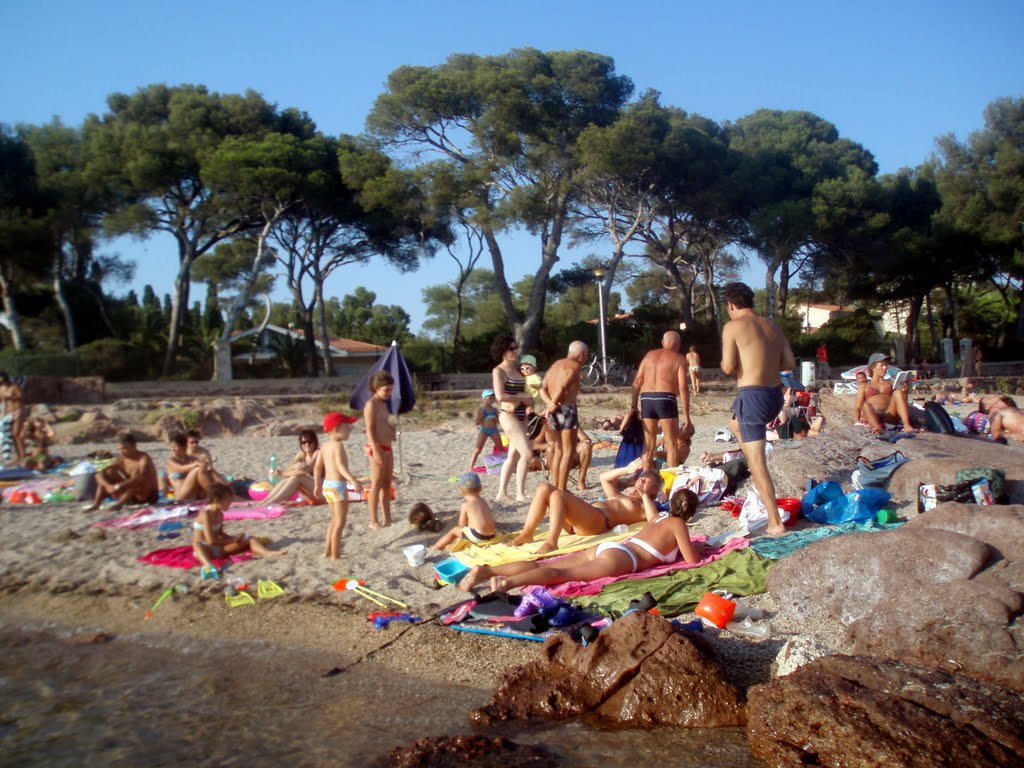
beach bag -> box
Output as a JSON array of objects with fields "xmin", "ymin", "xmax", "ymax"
[
  {"xmin": 615, "ymin": 414, "xmax": 644, "ymax": 468},
  {"xmin": 923, "ymin": 401, "xmax": 957, "ymax": 435},
  {"xmin": 851, "ymin": 451, "xmax": 909, "ymax": 490},
  {"xmin": 719, "ymin": 458, "xmax": 749, "ymax": 494},
  {"xmin": 962, "ymin": 411, "xmax": 989, "ymax": 434},
  {"xmin": 955, "ymin": 467, "xmax": 1006, "ymax": 503},
  {"xmin": 738, "ymin": 488, "xmax": 791, "ymax": 530},
  {"xmin": 669, "ymin": 467, "xmax": 728, "ymax": 506}
]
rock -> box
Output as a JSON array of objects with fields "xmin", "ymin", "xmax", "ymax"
[
  {"xmin": 846, "ymin": 580, "xmax": 1024, "ymax": 691},
  {"xmin": 472, "ymin": 612, "xmax": 745, "ymax": 728},
  {"xmin": 65, "ymin": 632, "xmax": 116, "ymax": 646},
  {"xmin": 903, "ymin": 502, "xmax": 1024, "ymax": 562},
  {"xmin": 379, "ymin": 735, "xmax": 559, "ymax": 768},
  {"xmin": 774, "ymin": 636, "xmax": 832, "ymax": 676},
  {"xmin": 765, "ymin": 426, "xmax": 869, "ymax": 498},
  {"xmin": 766, "ymin": 528, "xmax": 991, "ymax": 624},
  {"xmin": 747, "ymin": 655, "xmax": 1024, "ymax": 767}
]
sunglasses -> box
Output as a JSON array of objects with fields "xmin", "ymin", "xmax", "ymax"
[{"xmin": 300, "ymin": 439, "xmax": 315, "ymax": 445}]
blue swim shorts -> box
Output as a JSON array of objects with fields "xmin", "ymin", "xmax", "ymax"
[{"xmin": 731, "ymin": 386, "xmax": 785, "ymax": 443}]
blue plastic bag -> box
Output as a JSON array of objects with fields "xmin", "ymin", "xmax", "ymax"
[{"xmin": 803, "ymin": 483, "xmax": 890, "ymax": 524}]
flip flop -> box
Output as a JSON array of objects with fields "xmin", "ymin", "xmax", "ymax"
[
  {"xmin": 225, "ymin": 590, "xmax": 256, "ymax": 608},
  {"xmin": 257, "ymin": 579, "xmax": 285, "ymax": 599}
]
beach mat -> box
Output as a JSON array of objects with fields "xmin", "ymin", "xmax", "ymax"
[
  {"xmin": 749, "ymin": 520, "xmax": 905, "ymax": 560},
  {"xmin": 441, "ymin": 593, "xmax": 607, "ymax": 642},
  {"xmin": 97, "ymin": 501, "xmax": 288, "ymax": 529},
  {"xmin": 450, "ymin": 524, "xmax": 639, "ymax": 567},
  {"xmin": 138, "ymin": 545, "xmax": 253, "ymax": 570}
]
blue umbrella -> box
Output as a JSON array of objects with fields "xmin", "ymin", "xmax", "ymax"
[
  {"xmin": 780, "ymin": 372, "xmax": 805, "ymax": 391},
  {"xmin": 349, "ymin": 341, "xmax": 416, "ymax": 415}
]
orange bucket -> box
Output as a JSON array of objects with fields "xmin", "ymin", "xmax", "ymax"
[
  {"xmin": 777, "ymin": 497, "xmax": 801, "ymax": 526},
  {"xmin": 695, "ymin": 591, "xmax": 736, "ymax": 628}
]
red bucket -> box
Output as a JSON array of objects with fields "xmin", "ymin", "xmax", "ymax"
[{"xmin": 777, "ymin": 497, "xmax": 801, "ymax": 526}]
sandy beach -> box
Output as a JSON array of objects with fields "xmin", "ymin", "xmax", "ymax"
[{"xmin": 0, "ymin": 389, "xmax": 859, "ymax": 766}]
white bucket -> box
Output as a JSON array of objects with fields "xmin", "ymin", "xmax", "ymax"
[{"xmin": 402, "ymin": 544, "xmax": 426, "ymax": 567}]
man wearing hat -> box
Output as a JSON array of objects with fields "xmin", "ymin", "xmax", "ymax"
[{"xmin": 854, "ymin": 352, "xmax": 915, "ymax": 434}]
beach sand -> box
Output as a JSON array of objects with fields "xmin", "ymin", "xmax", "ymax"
[{"xmin": 0, "ymin": 390, "xmax": 852, "ymax": 765}]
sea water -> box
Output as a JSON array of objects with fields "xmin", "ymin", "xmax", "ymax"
[{"xmin": 0, "ymin": 625, "xmax": 757, "ymax": 767}]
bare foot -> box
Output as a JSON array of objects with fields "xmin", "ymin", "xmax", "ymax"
[
  {"xmin": 534, "ymin": 542, "xmax": 556, "ymax": 555},
  {"xmin": 368, "ymin": 520, "xmax": 382, "ymax": 530},
  {"xmin": 510, "ymin": 533, "xmax": 533, "ymax": 547},
  {"xmin": 515, "ymin": 495, "xmax": 529, "ymax": 503},
  {"xmin": 494, "ymin": 493, "xmax": 514, "ymax": 504},
  {"xmin": 266, "ymin": 549, "xmax": 288, "ymax": 556},
  {"xmin": 81, "ymin": 504, "xmax": 99, "ymax": 513},
  {"xmin": 458, "ymin": 565, "xmax": 489, "ymax": 592},
  {"xmin": 763, "ymin": 525, "xmax": 787, "ymax": 537},
  {"xmin": 489, "ymin": 575, "xmax": 509, "ymax": 592},
  {"xmin": 381, "ymin": 517, "xmax": 393, "ymax": 527},
  {"xmin": 699, "ymin": 451, "xmax": 713, "ymax": 466}
]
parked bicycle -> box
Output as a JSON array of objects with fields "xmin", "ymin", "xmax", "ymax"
[{"xmin": 581, "ymin": 354, "xmax": 631, "ymax": 387}]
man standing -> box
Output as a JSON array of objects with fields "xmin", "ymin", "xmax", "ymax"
[
  {"xmin": 631, "ymin": 330, "xmax": 692, "ymax": 471},
  {"xmin": 540, "ymin": 340, "xmax": 588, "ymax": 491},
  {"xmin": 816, "ymin": 342, "xmax": 830, "ymax": 379},
  {"xmin": 720, "ymin": 282, "xmax": 796, "ymax": 536}
]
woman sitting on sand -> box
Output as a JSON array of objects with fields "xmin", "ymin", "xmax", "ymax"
[
  {"xmin": 459, "ymin": 488, "xmax": 703, "ymax": 593},
  {"xmin": 193, "ymin": 483, "xmax": 287, "ymax": 579},
  {"xmin": 263, "ymin": 430, "xmax": 323, "ymax": 505}
]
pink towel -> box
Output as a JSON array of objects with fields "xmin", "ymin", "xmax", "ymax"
[
  {"xmin": 547, "ymin": 536, "xmax": 749, "ymax": 598},
  {"xmin": 97, "ymin": 502, "xmax": 287, "ymax": 529},
  {"xmin": 138, "ymin": 545, "xmax": 252, "ymax": 570}
]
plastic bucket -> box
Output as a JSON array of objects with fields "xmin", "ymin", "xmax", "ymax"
[
  {"xmin": 695, "ymin": 591, "xmax": 736, "ymax": 628},
  {"xmin": 777, "ymin": 497, "xmax": 801, "ymax": 526},
  {"xmin": 402, "ymin": 544, "xmax": 426, "ymax": 567}
]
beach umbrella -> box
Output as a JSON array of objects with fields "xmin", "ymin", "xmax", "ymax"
[
  {"xmin": 349, "ymin": 341, "xmax": 416, "ymax": 479},
  {"xmin": 780, "ymin": 372, "xmax": 805, "ymax": 391}
]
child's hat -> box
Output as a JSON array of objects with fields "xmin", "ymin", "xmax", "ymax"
[
  {"xmin": 323, "ymin": 412, "xmax": 358, "ymax": 432},
  {"xmin": 519, "ymin": 354, "xmax": 537, "ymax": 368},
  {"xmin": 481, "ymin": 389, "xmax": 495, "ymax": 399},
  {"xmin": 457, "ymin": 472, "xmax": 482, "ymax": 491}
]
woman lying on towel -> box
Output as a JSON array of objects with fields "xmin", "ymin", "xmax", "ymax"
[{"xmin": 458, "ymin": 487, "xmax": 702, "ymax": 593}]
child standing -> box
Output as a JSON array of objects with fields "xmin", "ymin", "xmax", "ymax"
[
  {"xmin": 363, "ymin": 371, "xmax": 397, "ymax": 529},
  {"xmin": 314, "ymin": 411, "xmax": 363, "ymax": 559},
  {"xmin": 193, "ymin": 483, "xmax": 287, "ymax": 579},
  {"xmin": 432, "ymin": 472, "xmax": 497, "ymax": 550},
  {"xmin": 519, "ymin": 355, "xmax": 544, "ymax": 411},
  {"xmin": 468, "ymin": 389, "xmax": 502, "ymax": 470}
]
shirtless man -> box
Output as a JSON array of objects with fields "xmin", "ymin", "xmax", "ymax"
[
  {"xmin": 0, "ymin": 372, "xmax": 26, "ymax": 463},
  {"xmin": 83, "ymin": 432, "xmax": 160, "ymax": 512},
  {"xmin": 720, "ymin": 282, "xmax": 796, "ymax": 536},
  {"xmin": 989, "ymin": 397, "xmax": 1024, "ymax": 442},
  {"xmin": 686, "ymin": 345, "xmax": 702, "ymax": 394},
  {"xmin": 510, "ymin": 458, "xmax": 663, "ymax": 554},
  {"xmin": 539, "ymin": 340, "xmax": 587, "ymax": 491},
  {"xmin": 631, "ymin": 331, "xmax": 692, "ymax": 471}
]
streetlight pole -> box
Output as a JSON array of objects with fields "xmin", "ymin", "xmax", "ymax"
[{"xmin": 593, "ymin": 266, "xmax": 608, "ymax": 377}]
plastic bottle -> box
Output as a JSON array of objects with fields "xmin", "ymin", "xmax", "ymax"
[
  {"xmin": 726, "ymin": 616, "xmax": 770, "ymax": 640},
  {"xmin": 268, "ymin": 454, "xmax": 277, "ymax": 484}
]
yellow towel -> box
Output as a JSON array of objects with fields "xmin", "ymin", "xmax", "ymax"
[{"xmin": 450, "ymin": 524, "xmax": 638, "ymax": 566}]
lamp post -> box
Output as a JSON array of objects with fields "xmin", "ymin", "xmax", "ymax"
[{"xmin": 593, "ymin": 266, "xmax": 608, "ymax": 377}]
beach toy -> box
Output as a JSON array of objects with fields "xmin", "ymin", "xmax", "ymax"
[
  {"xmin": 695, "ymin": 591, "xmax": 736, "ymax": 629},
  {"xmin": 257, "ymin": 579, "xmax": 285, "ymax": 599},
  {"xmin": 225, "ymin": 590, "xmax": 256, "ymax": 608},
  {"xmin": 144, "ymin": 583, "xmax": 188, "ymax": 620},
  {"xmin": 776, "ymin": 497, "xmax": 802, "ymax": 526},
  {"xmin": 659, "ymin": 469, "xmax": 678, "ymax": 493},
  {"xmin": 333, "ymin": 578, "xmax": 408, "ymax": 608},
  {"xmin": 402, "ymin": 544, "xmax": 426, "ymax": 567},
  {"xmin": 876, "ymin": 508, "xmax": 899, "ymax": 524},
  {"xmin": 434, "ymin": 557, "xmax": 470, "ymax": 586},
  {"xmin": 248, "ymin": 481, "xmax": 273, "ymax": 501},
  {"xmin": 200, "ymin": 565, "xmax": 221, "ymax": 580}
]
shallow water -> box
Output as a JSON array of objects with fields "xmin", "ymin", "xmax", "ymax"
[{"xmin": 0, "ymin": 624, "xmax": 759, "ymax": 767}]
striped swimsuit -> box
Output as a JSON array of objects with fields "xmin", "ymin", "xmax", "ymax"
[{"xmin": 503, "ymin": 376, "xmax": 528, "ymax": 422}]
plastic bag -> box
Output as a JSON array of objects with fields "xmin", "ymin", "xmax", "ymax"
[
  {"xmin": 804, "ymin": 484, "xmax": 890, "ymax": 524},
  {"xmin": 801, "ymin": 481, "xmax": 845, "ymax": 521},
  {"xmin": 739, "ymin": 488, "xmax": 791, "ymax": 530}
]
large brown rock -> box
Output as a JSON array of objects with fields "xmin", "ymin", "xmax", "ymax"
[
  {"xmin": 903, "ymin": 502, "xmax": 1024, "ymax": 562},
  {"xmin": 747, "ymin": 655, "xmax": 1024, "ymax": 767},
  {"xmin": 472, "ymin": 612, "xmax": 745, "ymax": 728},
  {"xmin": 766, "ymin": 528, "xmax": 991, "ymax": 624},
  {"xmin": 379, "ymin": 735, "xmax": 559, "ymax": 768}
]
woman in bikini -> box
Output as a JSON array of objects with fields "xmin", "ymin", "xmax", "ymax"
[
  {"xmin": 459, "ymin": 488, "xmax": 702, "ymax": 592},
  {"xmin": 192, "ymin": 483, "xmax": 288, "ymax": 579},
  {"xmin": 263, "ymin": 429, "xmax": 323, "ymax": 504},
  {"xmin": 853, "ymin": 353, "xmax": 915, "ymax": 434},
  {"xmin": 491, "ymin": 334, "xmax": 535, "ymax": 503}
]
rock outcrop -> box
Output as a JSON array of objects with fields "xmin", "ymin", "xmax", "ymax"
[
  {"xmin": 380, "ymin": 735, "xmax": 559, "ymax": 768},
  {"xmin": 472, "ymin": 611, "xmax": 745, "ymax": 727},
  {"xmin": 747, "ymin": 655, "xmax": 1024, "ymax": 767}
]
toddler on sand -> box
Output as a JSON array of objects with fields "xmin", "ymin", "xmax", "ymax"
[
  {"xmin": 432, "ymin": 472, "xmax": 497, "ymax": 550},
  {"xmin": 193, "ymin": 483, "xmax": 287, "ymax": 579},
  {"xmin": 468, "ymin": 389, "xmax": 503, "ymax": 470},
  {"xmin": 314, "ymin": 411, "xmax": 363, "ymax": 560}
]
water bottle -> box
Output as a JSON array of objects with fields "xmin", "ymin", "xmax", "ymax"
[
  {"xmin": 268, "ymin": 454, "xmax": 277, "ymax": 484},
  {"xmin": 725, "ymin": 616, "xmax": 770, "ymax": 640}
]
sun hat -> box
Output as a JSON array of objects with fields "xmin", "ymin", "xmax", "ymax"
[
  {"xmin": 481, "ymin": 389, "xmax": 495, "ymax": 399},
  {"xmin": 457, "ymin": 472, "xmax": 482, "ymax": 491},
  {"xmin": 519, "ymin": 354, "xmax": 537, "ymax": 368},
  {"xmin": 323, "ymin": 412, "xmax": 358, "ymax": 432},
  {"xmin": 867, "ymin": 353, "xmax": 891, "ymax": 367}
]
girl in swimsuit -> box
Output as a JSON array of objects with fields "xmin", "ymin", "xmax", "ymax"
[
  {"xmin": 491, "ymin": 334, "xmax": 535, "ymax": 503},
  {"xmin": 262, "ymin": 430, "xmax": 322, "ymax": 505},
  {"xmin": 468, "ymin": 390, "xmax": 503, "ymax": 470},
  {"xmin": 853, "ymin": 355, "xmax": 916, "ymax": 434},
  {"xmin": 459, "ymin": 487, "xmax": 703, "ymax": 592},
  {"xmin": 192, "ymin": 483, "xmax": 288, "ymax": 578}
]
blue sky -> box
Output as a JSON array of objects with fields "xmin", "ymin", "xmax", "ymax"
[{"xmin": 2, "ymin": 1, "xmax": 1021, "ymax": 334}]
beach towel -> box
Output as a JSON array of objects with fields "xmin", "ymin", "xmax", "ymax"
[
  {"xmin": 451, "ymin": 524, "xmax": 637, "ymax": 566},
  {"xmin": 749, "ymin": 520, "xmax": 905, "ymax": 560},
  {"xmin": 138, "ymin": 545, "xmax": 253, "ymax": 570},
  {"xmin": 574, "ymin": 548, "xmax": 773, "ymax": 618},
  {"xmin": 96, "ymin": 501, "xmax": 287, "ymax": 529},
  {"xmin": 546, "ymin": 534, "xmax": 749, "ymax": 598},
  {"xmin": 0, "ymin": 475, "xmax": 69, "ymax": 500},
  {"xmin": 614, "ymin": 415, "xmax": 644, "ymax": 468}
]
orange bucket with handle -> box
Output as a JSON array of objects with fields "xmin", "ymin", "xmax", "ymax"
[{"xmin": 695, "ymin": 591, "xmax": 736, "ymax": 628}]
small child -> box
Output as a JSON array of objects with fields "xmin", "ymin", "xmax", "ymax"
[
  {"xmin": 363, "ymin": 371, "xmax": 397, "ymax": 529},
  {"xmin": 314, "ymin": 411, "xmax": 363, "ymax": 560},
  {"xmin": 432, "ymin": 472, "xmax": 497, "ymax": 550},
  {"xmin": 519, "ymin": 355, "xmax": 544, "ymax": 411},
  {"xmin": 468, "ymin": 389, "xmax": 502, "ymax": 470},
  {"xmin": 408, "ymin": 501, "xmax": 443, "ymax": 532},
  {"xmin": 192, "ymin": 483, "xmax": 287, "ymax": 579}
]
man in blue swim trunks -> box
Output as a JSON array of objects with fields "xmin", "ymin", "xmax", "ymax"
[
  {"xmin": 720, "ymin": 282, "xmax": 796, "ymax": 536},
  {"xmin": 631, "ymin": 330, "xmax": 692, "ymax": 471}
]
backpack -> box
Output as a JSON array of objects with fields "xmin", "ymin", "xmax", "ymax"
[{"xmin": 923, "ymin": 401, "xmax": 957, "ymax": 435}]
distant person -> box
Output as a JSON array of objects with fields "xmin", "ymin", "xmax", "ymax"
[
  {"xmin": 185, "ymin": 429, "xmax": 228, "ymax": 485},
  {"xmin": 165, "ymin": 432, "xmax": 213, "ymax": 502},
  {"xmin": 20, "ymin": 416, "xmax": 58, "ymax": 470},
  {"xmin": 686, "ymin": 345, "xmax": 702, "ymax": 394},
  {"xmin": 432, "ymin": 472, "xmax": 497, "ymax": 550},
  {"xmin": 263, "ymin": 429, "xmax": 322, "ymax": 505},
  {"xmin": 363, "ymin": 371, "xmax": 396, "ymax": 528},
  {"xmin": 720, "ymin": 282, "xmax": 796, "ymax": 536},
  {"xmin": 989, "ymin": 398, "xmax": 1024, "ymax": 442},
  {"xmin": 630, "ymin": 330, "xmax": 692, "ymax": 472},
  {"xmin": 192, "ymin": 483, "xmax": 287, "ymax": 580},
  {"xmin": 491, "ymin": 334, "xmax": 534, "ymax": 503},
  {"xmin": 468, "ymin": 389, "xmax": 503, "ymax": 471},
  {"xmin": 82, "ymin": 432, "xmax": 160, "ymax": 512},
  {"xmin": 314, "ymin": 411, "xmax": 362, "ymax": 559},
  {"xmin": 539, "ymin": 340, "xmax": 588, "ymax": 491},
  {"xmin": 0, "ymin": 372, "xmax": 26, "ymax": 464},
  {"xmin": 531, "ymin": 422, "xmax": 594, "ymax": 491},
  {"xmin": 973, "ymin": 347, "xmax": 984, "ymax": 378},
  {"xmin": 853, "ymin": 353, "xmax": 915, "ymax": 434},
  {"xmin": 816, "ymin": 342, "xmax": 830, "ymax": 379}
]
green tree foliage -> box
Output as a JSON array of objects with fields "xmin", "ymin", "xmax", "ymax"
[
  {"xmin": 330, "ymin": 287, "xmax": 411, "ymax": 346},
  {"xmin": 368, "ymin": 48, "xmax": 633, "ymax": 352}
]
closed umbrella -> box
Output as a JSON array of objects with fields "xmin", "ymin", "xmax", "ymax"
[{"xmin": 350, "ymin": 341, "xmax": 416, "ymax": 479}]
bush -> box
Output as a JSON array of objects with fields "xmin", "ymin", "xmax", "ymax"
[{"xmin": 77, "ymin": 339, "xmax": 158, "ymax": 381}]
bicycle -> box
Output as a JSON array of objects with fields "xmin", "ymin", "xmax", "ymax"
[{"xmin": 581, "ymin": 354, "xmax": 631, "ymax": 387}]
